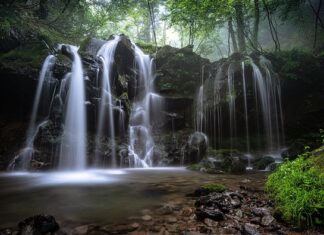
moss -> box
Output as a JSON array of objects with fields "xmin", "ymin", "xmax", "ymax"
[
  {"xmin": 0, "ymin": 44, "xmax": 49, "ymax": 69},
  {"xmin": 253, "ymin": 156, "xmax": 275, "ymax": 170},
  {"xmin": 136, "ymin": 42, "xmax": 157, "ymax": 55},
  {"xmin": 201, "ymin": 183, "xmax": 226, "ymax": 193}
]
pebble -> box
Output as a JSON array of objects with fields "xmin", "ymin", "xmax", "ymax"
[
  {"xmin": 244, "ymin": 223, "xmax": 260, "ymax": 235},
  {"xmin": 141, "ymin": 215, "xmax": 152, "ymax": 221},
  {"xmin": 167, "ymin": 217, "xmax": 177, "ymax": 223},
  {"xmin": 73, "ymin": 225, "xmax": 88, "ymax": 235},
  {"xmin": 261, "ymin": 214, "xmax": 275, "ymax": 226}
]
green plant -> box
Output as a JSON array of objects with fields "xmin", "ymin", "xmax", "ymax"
[
  {"xmin": 266, "ymin": 153, "xmax": 324, "ymax": 228},
  {"xmin": 187, "ymin": 164, "xmax": 200, "ymax": 171},
  {"xmin": 201, "ymin": 183, "xmax": 226, "ymax": 193}
]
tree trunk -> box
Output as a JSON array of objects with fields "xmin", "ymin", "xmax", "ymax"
[
  {"xmin": 147, "ymin": 0, "xmax": 157, "ymax": 50},
  {"xmin": 263, "ymin": 0, "xmax": 280, "ymax": 51},
  {"xmin": 313, "ymin": 0, "xmax": 323, "ymax": 49},
  {"xmin": 253, "ymin": 0, "xmax": 260, "ymax": 49},
  {"xmin": 308, "ymin": 0, "xmax": 324, "ymax": 30},
  {"xmin": 228, "ymin": 18, "xmax": 238, "ymax": 53},
  {"xmin": 234, "ymin": 0, "xmax": 246, "ymax": 52},
  {"xmin": 39, "ymin": 0, "xmax": 48, "ymax": 19}
]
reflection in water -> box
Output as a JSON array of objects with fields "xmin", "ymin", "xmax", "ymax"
[{"xmin": 0, "ymin": 168, "xmax": 266, "ymax": 228}]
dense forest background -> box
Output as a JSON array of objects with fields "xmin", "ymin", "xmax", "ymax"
[{"xmin": 1, "ymin": 0, "xmax": 324, "ymax": 61}]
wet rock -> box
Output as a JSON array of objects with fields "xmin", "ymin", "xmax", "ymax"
[
  {"xmin": 17, "ymin": 214, "xmax": 59, "ymax": 235},
  {"xmin": 250, "ymin": 217, "xmax": 261, "ymax": 224},
  {"xmin": 181, "ymin": 207, "xmax": 193, "ymax": 216},
  {"xmin": 243, "ymin": 223, "xmax": 260, "ymax": 235},
  {"xmin": 0, "ymin": 228, "xmax": 13, "ymax": 235},
  {"xmin": 203, "ymin": 218, "xmax": 218, "ymax": 227},
  {"xmin": 73, "ymin": 225, "xmax": 88, "ymax": 235},
  {"xmin": 167, "ymin": 217, "xmax": 177, "ymax": 224},
  {"xmin": 195, "ymin": 208, "xmax": 224, "ymax": 221},
  {"xmin": 141, "ymin": 215, "xmax": 152, "ymax": 221},
  {"xmin": 260, "ymin": 215, "xmax": 275, "ymax": 226},
  {"xmin": 183, "ymin": 132, "xmax": 208, "ymax": 164},
  {"xmin": 252, "ymin": 207, "xmax": 270, "ymax": 217}
]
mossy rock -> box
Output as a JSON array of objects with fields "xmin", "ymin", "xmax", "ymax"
[
  {"xmin": 253, "ymin": 156, "xmax": 275, "ymax": 170},
  {"xmin": 194, "ymin": 183, "xmax": 226, "ymax": 196},
  {"xmin": 201, "ymin": 183, "xmax": 226, "ymax": 193}
]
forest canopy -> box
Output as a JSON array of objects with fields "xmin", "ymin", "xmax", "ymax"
[{"xmin": 0, "ymin": 0, "xmax": 323, "ymax": 60}]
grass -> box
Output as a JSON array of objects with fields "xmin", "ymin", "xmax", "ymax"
[{"xmin": 266, "ymin": 146, "xmax": 324, "ymax": 228}]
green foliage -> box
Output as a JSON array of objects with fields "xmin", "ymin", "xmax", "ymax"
[
  {"xmin": 187, "ymin": 164, "xmax": 201, "ymax": 171},
  {"xmin": 0, "ymin": 45, "xmax": 48, "ymax": 68},
  {"xmin": 266, "ymin": 150, "xmax": 324, "ymax": 228},
  {"xmin": 265, "ymin": 49, "xmax": 323, "ymax": 82},
  {"xmin": 201, "ymin": 183, "xmax": 226, "ymax": 193}
]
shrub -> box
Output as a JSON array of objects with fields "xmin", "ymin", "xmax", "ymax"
[{"xmin": 266, "ymin": 150, "xmax": 324, "ymax": 228}]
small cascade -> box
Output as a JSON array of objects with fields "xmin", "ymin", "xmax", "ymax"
[
  {"xmin": 195, "ymin": 85, "xmax": 204, "ymax": 132},
  {"xmin": 251, "ymin": 56, "xmax": 284, "ymax": 153},
  {"xmin": 95, "ymin": 36, "xmax": 120, "ymax": 167},
  {"xmin": 9, "ymin": 55, "xmax": 56, "ymax": 170},
  {"xmin": 59, "ymin": 45, "xmax": 87, "ymax": 170},
  {"xmin": 128, "ymin": 45, "xmax": 164, "ymax": 168},
  {"xmin": 195, "ymin": 55, "xmax": 285, "ymax": 163},
  {"xmin": 227, "ymin": 63, "xmax": 236, "ymax": 153},
  {"xmin": 241, "ymin": 62, "xmax": 252, "ymax": 169}
]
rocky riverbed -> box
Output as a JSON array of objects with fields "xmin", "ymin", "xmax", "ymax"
[{"xmin": 0, "ymin": 169, "xmax": 322, "ymax": 235}]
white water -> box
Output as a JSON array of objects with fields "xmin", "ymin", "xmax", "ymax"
[
  {"xmin": 194, "ymin": 55, "xmax": 285, "ymax": 166},
  {"xmin": 9, "ymin": 55, "xmax": 55, "ymax": 170},
  {"xmin": 95, "ymin": 36, "xmax": 120, "ymax": 167},
  {"xmin": 59, "ymin": 46, "xmax": 87, "ymax": 170},
  {"xmin": 128, "ymin": 45, "xmax": 164, "ymax": 167}
]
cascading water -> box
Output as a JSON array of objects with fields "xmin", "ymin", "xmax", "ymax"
[
  {"xmin": 128, "ymin": 45, "xmax": 164, "ymax": 168},
  {"xmin": 227, "ymin": 63, "xmax": 236, "ymax": 153},
  {"xmin": 59, "ymin": 45, "xmax": 87, "ymax": 170},
  {"xmin": 9, "ymin": 55, "xmax": 56, "ymax": 170},
  {"xmin": 241, "ymin": 61, "xmax": 252, "ymax": 169},
  {"xmin": 94, "ymin": 36, "xmax": 120, "ymax": 167},
  {"xmin": 195, "ymin": 55, "xmax": 285, "ymax": 166}
]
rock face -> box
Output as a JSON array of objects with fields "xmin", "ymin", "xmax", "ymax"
[
  {"xmin": 155, "ymin": 45, "xmax": 211, "ymax": 98},
  {"xmin": 17, "ymin": 215, "xmax": 59, "ymax": 235},
  {"xmin": 1, "ymin": 36, "xmax": 324, "ymax": 169}
]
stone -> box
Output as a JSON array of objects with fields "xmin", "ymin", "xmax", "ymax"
[
  {"xmin": 241, "ymin": 179, "xmax": 251, "ymax": 184},
  {"xmin": 181, "ymin": 207, "xmax": 193, "ymax": 216},
  {"xmin": 235, "ymin": 210, "xmax": 243, "ymax": 218},
  {"xmin": 167, "ymin": 217, "xmax": 177, "ymax": 224},
  {"xmin": 243, "ymin": 223, "xmax": 260, "ymax": 235},
  {"xmin": 231, "ymin": 199, "xmax": 241, "ymax": 208},
  {"xmin": 261, "ymin": 215, "xmax": 275, "ymax": 226},
  {"xmin": 0, "ymin": 228, "xmax": 13, "ymax": 235},
  {"xmin": 195, "ymin": 208, "xmax": 225, "ymax": 221},
  {"xmin": 141, "ymin": 215, "xmax": 152, "ymax": 221},
  {"xmin": 203, "ymin": 218, "xmax": 218, "ymax": 227},
  {"xmin": 73, "ymin": 225, "xmax": 88, "ymax": 235},
  {"xmin": 250, "ymin": 217, "xmax": 261, "ymax": 224},
  {"xmin": 17, "ymin": 214, "xmax": 59, "ymax": 235},
  {"xmin": 252, "ymin": 207, "xmax": 270, "ymax": 217},
  {"xmin": 131, "ymin": 223, "xmax": 140, "ymax": 229}
]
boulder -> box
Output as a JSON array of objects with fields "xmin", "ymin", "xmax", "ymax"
[{"xmin": 18, "ymin": 215, "xmax": 59, "ymax": 235}]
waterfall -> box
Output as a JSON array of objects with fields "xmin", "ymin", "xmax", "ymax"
[
  {"xmin": 128, "ymin": 45, "xmax": 164, "ymax": 168},
  {"xmin": 9, "ymin": 55, "xmax": 56, "ymax": 170},
  {"xmin": 195, "ymin": 55, "xmax": 284, "ymax": 160},
  {"xmin": 59, "ymin": 45, "xmax": 87, "ymax": 170},
  {"xmin": 227, "ymin": 63, "xmax": 236, "ymax": 153},
  {"xmin": 95, "ymin": 36, "xmax": 120, "ymax": 167}
]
